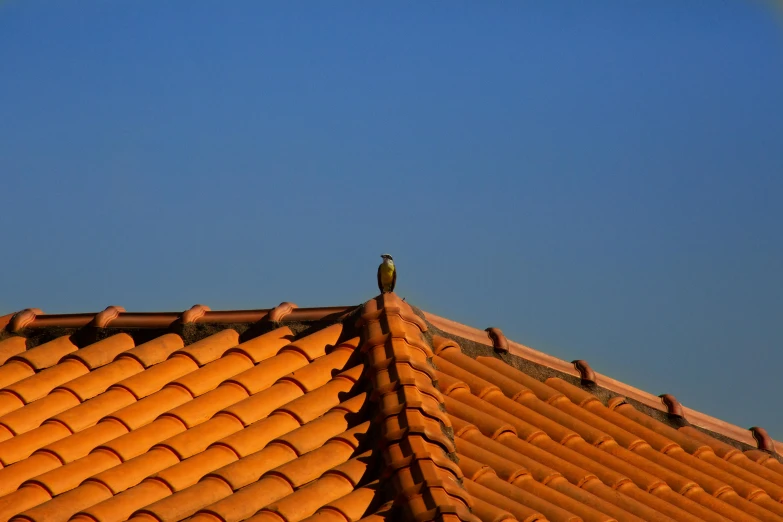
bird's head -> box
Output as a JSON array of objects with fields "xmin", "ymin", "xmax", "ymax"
[{"xmin": 380, "ymin": 253, "xmax": 394, "ymax": 262}]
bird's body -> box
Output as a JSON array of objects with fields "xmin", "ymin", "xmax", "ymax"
[{"xmin": 377, "ymin": 254, "xmax": 396, "ymax": 293}]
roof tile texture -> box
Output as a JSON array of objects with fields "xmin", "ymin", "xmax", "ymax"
[
  {"xmin": 1, "ymin": 298, "xmax": 781, "ymax": 522},
  {"xmin": 429, "ymin": 337, "xmax": 783, "ymax": 522},
  {"xmin": 0, "ymin": 320, "xmax": 392, "ymax": 522}
]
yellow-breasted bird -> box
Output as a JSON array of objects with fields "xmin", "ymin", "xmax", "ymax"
[{"xmin": 377, "ymin": 254, "xmax": 396, "ymax": 294}]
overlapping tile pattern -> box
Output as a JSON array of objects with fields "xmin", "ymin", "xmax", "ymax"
[
  {"xmin": 431, "ymin": 336, "xmax": 783, "ymax": 522},
  {"xmin": 1, "ymin": 295, "xmax": 781, "ymax": 522},
  {"xmin": 358, "ymin": 294, "xmax": 478, "ymax": 522},
  {"xmin": 0, "ymin": 321, "xmax": 385, "ymax": 522}
]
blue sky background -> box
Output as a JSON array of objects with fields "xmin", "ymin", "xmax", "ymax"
[{"xmin": 1, "ymin": 2, "xmax": 781, "ymax": 437}]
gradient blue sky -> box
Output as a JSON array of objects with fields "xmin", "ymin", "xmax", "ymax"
[{"xmin": 1, "ymin": 2, "xmax": 782, "ymax": 437}]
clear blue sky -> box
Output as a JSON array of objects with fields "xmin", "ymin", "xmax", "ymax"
[{"xmin": 1, "ymin": 2, "xmax": 781, "ymax": 438}]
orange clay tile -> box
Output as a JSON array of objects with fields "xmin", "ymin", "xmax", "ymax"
[
  {"xmin": 284, "ymin": 324, "xmax": 344, "ymax": 362},
  {"xmin": 90, "ymin": 306, "xmax": 126, "ymax": 329},
  {"xmin": 276, "ymin": 369, "xmax": 364, "ymax": 425},
  {"xmin": 484, "ymin": 328, "xmax": 509, "ymax": 354},
  {"xmin": 751, "ymin": 427, "xmax": 776, "ymax": 453},
  {"xmin": 228, "ymin": 351, "xmax": 309, "ymax": 396},
  {"xmin": 225, "ymin": 327, "xmax": 294, "ymax": 364},
  {"xmin": 572, "ymin": 359, "xmax": 597, "ymax": 385},
  {"xmin": 0, "ymin": 360, "xmax": 36, "ymax": 390},
  {"xmin": 5, "ymin": 309, "xmax": 42, "ymax": 333},
  {"xmin": 64, "ymin": 334, "xmax": 135, "ymax": 370},
  {"xmin": 149, "ymin": 444, "xmax": 238, "ymax": 493},
  {"xmin": 2, "ymin": 296, "xmax": 782, "ymax": 522},
  {"xmin": 73, "ymin": 480, "xmax": 172, "ymax": 522},
  {"xmin": 0, "ymin": 337, "xmax": 27, "ymax": 366},
  {"xmin": 32, "ymin": 420, "xmax": 126, "ymax": 467},
  {"xmin": 121, "ymin": 473, "xmax": 235, "ymax": 522},
  {"xmin": 458, "ymin": 453, "xmax": 612, "ymax": 522},
  {"xmin": 9, "ymin": 336, "xmax": 78, "ymax": 372},
  {"xmin": 98, "ymin": 415, "xmax": 187, "ymax": 464},
  {"xmin": 359, "ymin": 294, "xmax": 479, "ymax": 522},
  {"xmin": 123, "ymin": 393, "xmax": 370, "ymax": 522},
  {"xmin": 119, "ymin": 334, "xmax": 185, "ymax": 369},
  {"xmin": 155, "ymin": 415, "xmax": 243, "ymax": 463},
  {"xmin": 269, "ymin": 426, "xmax": 368, "ymax": 487},
  {"xmin": 0, "ymin": 483, "xmax": 52, "ymax": 521},
  {"xmin": 22, "ymin": 449, "xmax": 120, "ymax": 497},
  {"xmin": 167, "ymin": 354, "xmax": 252, "ymax": 397},
  {"xmin": 96, "ymin": 479, "xmax": 174, "ymax": 522},
  {"xmin": 0, "ymin": 452, "xmax": 62, "ymax": 496},
  {"xmin": 230, "ymin": 451, "xmax": 375, "ymax": 522},
  {"xmin": 196, "ymin": 428, "xmax": 365, "ymax": 521},
  {"xmin": 172, "ymin": 329, "xmax": 239, "ymax": 366},
  {"xmin": 266, "ymin": 302, "xmax": 298, "ymax": 323},
  {"xmin": 198, "ymin": 475, "xmax": 294, "ymax": 522},
  {"xmin": 282, "ymin": 340, "xmax": 359, "ymax": 392},
  {"xmin": 106, "ymin": 385, "xmax": 192, "ymax": 432},
  {"xmin": 113, "ymin": 356, "xmax": 199, "ymax": 400},
  {"xmin": 0, "ymin": 359, "xmax": 90, "ymax": 404},
  {"xmin": 51, "ymin": 387, "xmax": 137, "ymax": 433},
  {"xmin": 0, "ymin": 389, "xmax": 81, "ymax": 438},
  {"xmin": 15, "ymin": 480, "xmax": 112, "ymax": 522},
  {"xmin": 747, "ymin": 449, "xmax": 783, "ymax": 475},
  {"xmin": 58, "ymin": 357, "xmax": 144, "ymax": 402},
  {"xmin": 161, "ymin": 383, "xmax": 248, "ymax": 428},
  {"xmin": 463, "ymin": 478, "xmax": 547, "ymax": 522},
  {"xmin": 305, "ymin": 480, "xmax": 381, "ymax": 522},
  {"xmin": 179, "ymin": 304, "xmax": 211, "ymax": 325},
  {"xmin": 220, "ymin": 395, "xmax": 359, "ymax": 460},
  {"xmin": 0, "ymin": 393, "xmax": 25, "ymax": 419},
  {"xmin": 0, "ymin": 422, "xmax": 74, "ymax": 467},
  {"xmin": 223, "ymin": 380, "xmax": 305, "ymax": 428}
]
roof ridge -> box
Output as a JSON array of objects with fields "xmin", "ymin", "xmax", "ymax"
[
  {"xmin": 358, "ymin": 293, "xmax": 481, "ymax": 522},
  {"xmin": 1, "ymin": 305, "xmax": 353, "ymax": 333}
]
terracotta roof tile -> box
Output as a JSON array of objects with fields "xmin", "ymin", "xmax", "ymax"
[
  {"xmin": 300, "ymin": 480, "xmax": 382, "ymax": 522},
  {"xmin": 2, "ymin": 360, "xmax": 89, "ymax": 408},
  {"xmin": 0, "ymin": 338, "xmax": 27, "ymax": 366},
  {"xmin": 0, "ymin": 361, "xmax": 36, "ymax": 391},
  {"xmin": 1, "ymin": 297, "xmax": 781, "ymax": 522},
  {"xmin": 9, "ymin": 337, "xmax": 79, "ymax": 372},
  {"xmin": 59, "ymin": 357, "xmax": 144, "ymax": 403},
  {"xmin": 119, "ymin": 334, "xmax": 185, "ymax": 369},
  {"xmin": 433, "ymin": 331, "xmax": 783, "ymax": 522},
  {"xmin": 0, "ymin": 390, "xmax": 81, "ymax": 441}
]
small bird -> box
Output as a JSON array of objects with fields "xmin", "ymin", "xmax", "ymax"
[{"xmin": 377, "ymin": 254, "xmax": 397, "ymax": 294}]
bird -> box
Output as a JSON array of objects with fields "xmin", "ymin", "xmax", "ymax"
[{"xmin": 377, "ymin": 254, "xmax": 396, "ymax": 294}]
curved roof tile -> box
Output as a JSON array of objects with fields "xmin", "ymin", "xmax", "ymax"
[{"xmin": 0, "ymin": 296, "xmax": 779, "ymax": 522}]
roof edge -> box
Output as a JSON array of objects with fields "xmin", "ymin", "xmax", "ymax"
[
  {"xmin": 2, "ymin": 305, "xmax": 353, "ymax": 332},
  {"xmin": 422, "ymin": 309, "xmax": 780, "ymax": 453}
]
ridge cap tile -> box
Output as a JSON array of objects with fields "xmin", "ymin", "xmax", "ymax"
[{"xmin": 361, "ymin": 294, "xmax": 478, "ymax": 522}]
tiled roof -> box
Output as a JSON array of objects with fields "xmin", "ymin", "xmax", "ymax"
[{"xmin": 0, "ymin": 296, "xmax": 780, "ymax": 522}]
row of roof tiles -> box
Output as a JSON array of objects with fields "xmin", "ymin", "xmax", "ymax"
[
  {"xmin": 0, "ymin": 295, "xmax": 780, "ymax": 522},
  {"xmin": 0, "ymin": 319, "xmax": 386, "ymax": 522},
  {"xmin": 2, "ymin": 304, "xmax": 776, "ymax": 453},
  {"xmin": 429, "ymin": 333, "xmax": 783, "ymax": 522},
  {"xmin": 2, "ymin": 303, "xmax": 774, "ymax": 452}
]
